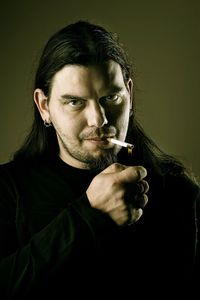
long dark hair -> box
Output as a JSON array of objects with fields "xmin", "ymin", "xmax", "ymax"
[
  {"xmin": 14, "ymin": 21, "xmax": 131, "ymax": 159},
  {"xmin": 13, "ymin": 20, "xmax": 187, "ymax": 177}
]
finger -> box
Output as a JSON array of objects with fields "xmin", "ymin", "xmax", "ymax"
[
  {"xmin": 127, "ymin": 208, "xmax": 143, "ymax": 225},
  {"xmin": 109, "ymin": 209, "xmax": 129, "ymax": 226},
  {"xmin": 101, "ymin": 162, "xmax": 127, "ymax": 174},
  {"xmin": 134, "ymin": 180, "xmax": 149, "ymax": 194},
  {"xmin": 107, "ymin": 198, "xmax": 126, "ymax": 212},
  {"xmin": 116, "ymin": 166, "xmax": 147, "ymax": 184},
  {"xmin": 133, "ymin": 194, "xmax": 148, "ymax": 209}
]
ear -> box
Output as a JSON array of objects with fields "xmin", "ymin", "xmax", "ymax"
[
  {"xmin": 34, "ymin": 89, "xmax": 50, "ymax": 121},
  {"xmin": 126, "ymin": 78, "xmax": 134, "ymax": 112}
]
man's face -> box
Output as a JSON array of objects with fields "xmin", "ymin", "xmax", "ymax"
[{"xmin": 46, "ymin": 60, "xmax": 132, "ymax": 169}]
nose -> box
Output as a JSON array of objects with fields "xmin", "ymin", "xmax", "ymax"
[{"xmin": 86, "ymin": 102, "xmax": 108, "ymax": 128}]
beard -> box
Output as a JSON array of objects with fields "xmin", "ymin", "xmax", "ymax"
[
  {"xmin": 82, "ymin": 150, "xmax": 118, "ymax": 171},
  {"xmin": 58, "ymin": 135, "xmax": 118, "ymax": 171},
  {"xmin": 56, "ymin": 126, "xmax": 119, "ymax": 171}
]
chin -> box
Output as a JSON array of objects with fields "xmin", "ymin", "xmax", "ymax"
[{"xmin": 85, "ymin": 151, "xmax": 118, "ymax": 171}]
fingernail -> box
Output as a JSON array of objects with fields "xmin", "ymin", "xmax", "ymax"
[{"xmin": 138, "ymin": 166, "xmax": 147, "ymax": 179}]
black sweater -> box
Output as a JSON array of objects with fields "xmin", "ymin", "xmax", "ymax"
[{"xmin": 0, "ymin": 157, "xmax": 199, "ymax": 298}]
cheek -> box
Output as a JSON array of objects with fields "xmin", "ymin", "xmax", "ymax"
[
  {"xmin": 49, "ymin": 104, "xmax": 71, "ymax": 124},
  {"xmin": 70, "ymin": 121, "xmax": 83, "ymax": 136},
  {"xmin": 116, "ymin": 115, "xmax": 129, "ymax": 134},
  {"xmin": 110, "ymin": 102, "xmax": 130, "ymax": 125},
  {"xmin": 51, "ymin": 107, "xmax": 85, "ymax": 136},
  {"xmin": 115, "ymin": 105, "xmax": 130, "ymax": 136}
]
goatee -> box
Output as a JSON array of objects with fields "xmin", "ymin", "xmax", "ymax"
[{"xmin": 84, "ymin": 151, "xmax": 118, "ymax": 171}]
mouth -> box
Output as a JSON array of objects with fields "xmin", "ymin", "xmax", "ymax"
[{"xmin": 85, "ymin": 136, "xmax": 115, "ymax": 145}]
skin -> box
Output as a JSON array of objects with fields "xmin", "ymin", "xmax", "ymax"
[
  {"xmin": 35, "ymin": 60, "xmax": 133, "ymax": 170},
  {"xmin": 34, "ymin": 60, "xmax": 149, "ymax": 226}
]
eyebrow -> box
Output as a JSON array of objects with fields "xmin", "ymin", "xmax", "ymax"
[
  {"xmin": 60, "ymin": 86, "xmax": 124, "ymax": 101},
  {"xmin": 60, "ymin": 94, "xmax": 86, "ymax": 101},
  {"xmin": 107, "ymin": 86, "xmax": 124, "ymax": 94}
]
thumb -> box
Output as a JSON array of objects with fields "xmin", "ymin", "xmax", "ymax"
[
  {"xmin": 116, "ymin": 166, "xmax": 147, "ymax": 184},
  {"xmin": 101, "ymin": 163, "xmax": 127, "ymax": 174}
]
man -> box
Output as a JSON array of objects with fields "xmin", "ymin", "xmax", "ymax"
[{"xmin": 0, "ymin": 20, "xmax": 199, "ymax": 299}]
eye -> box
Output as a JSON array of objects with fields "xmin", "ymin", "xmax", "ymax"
[
  {"xmin": 102, "ymin": 94, "xmax": 122, "ymax": 105},
  {"xmin": 68, "ymin": 99, "xmax": 85, "ymax": 109}
]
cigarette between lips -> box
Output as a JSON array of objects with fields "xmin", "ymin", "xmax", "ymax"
[{"xmin": 107, "ymin": 138, "xmax": 134, "ymax": 149}]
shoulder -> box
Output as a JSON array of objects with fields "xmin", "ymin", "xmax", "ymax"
[
  {"xmin": 151, "ymin": 156, "xmax": 200, "ymax": 202},
  {"xmin": 148, "ymin": 162, "xmax": 200, "ymax": 208},
  {"xmin": 161, "ymin": 172, "xmax": 200, "ymax": 211},
  {"xmin": 0, "ymin": 160, "xmax": 31, "ymax": 179},
  {"xmin": 0, "ymin": 159, "xmax": 51, "ymax": 186},
  {"xmin": 0, "ymin": 160, "xmax": 20, "ymax": 183},
  {"xmin": 164, "ymin": 172, "xmax": 199, "ymax": 196},
  {"xmin": 0, "ymin": 161, "xmax": 22, "ymax": 215}
]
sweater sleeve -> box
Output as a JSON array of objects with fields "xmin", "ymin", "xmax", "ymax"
[{"xmin": 0, "ymin": 164, "xmax": 117, "ymax": 299}]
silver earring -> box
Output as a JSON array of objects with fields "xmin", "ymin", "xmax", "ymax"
[{"xmin": 44, "ymin": 120, "xmax": 52, "ymax": 127}]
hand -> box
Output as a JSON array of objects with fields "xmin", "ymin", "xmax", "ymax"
[{"xmin": 86, "ymin": 163, "xmax": 149, "ymax": 226}]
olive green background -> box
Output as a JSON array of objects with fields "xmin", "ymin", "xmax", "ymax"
[{"xmin": 0, "ymin": 0, "xmax": 199, "ymax": 179}]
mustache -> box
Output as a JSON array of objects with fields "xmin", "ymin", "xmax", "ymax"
[{"xmin": 80, "ymin": 127, "xmax": 117, "ymax": 139}]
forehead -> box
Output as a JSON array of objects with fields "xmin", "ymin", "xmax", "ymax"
[{"xmin": 50, "ymin": 60, "xmax": 126, "ymax": 96}]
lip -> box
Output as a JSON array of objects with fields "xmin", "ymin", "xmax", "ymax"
[
  {"xmin": 85, "ymin": 136, "xmax": 114, "ymax": 145},
  {"xmin": 86, "ymin": 138, "xmax": 109, "ymax": 144}
]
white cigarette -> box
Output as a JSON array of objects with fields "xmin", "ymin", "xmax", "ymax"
[{"xmin": 107, "ymin": 138, "xmax": 134, "ymax": 149}]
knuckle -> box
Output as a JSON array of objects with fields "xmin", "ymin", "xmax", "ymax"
[
  {"xmin": 134, "ymin": 194, "xmax": 148, "ymax": 208},
  {"xmin": 139, "ymin": 194, "xmax": 148, "ymax": 208},
  {"xmin": 111, "ymin": 176, "xmax": 124, "ymax": 191},
  {"xmin": 135, "ymin": 168, "xmax": 142, "ymax": 179},
  {"xmin": 143, "ymin": 180, "xmax": 149, "ymax": 192},
  {"xmin": 143, "ymin": 194, "xmax": 148, "ymax": 206},
  {"xmin": 134, "ymin": 180, "xmax": 149, "ymax": 194},
  {"xmin": 125, "ymin": 208, "xmax": 143, "ymax": 226},
  {"xmin": 128, "ymin": 166, "xmax": 144, "ymax": 181},
  {"xmin": 117, "ymin": 188, "xmax": 126, "ymax": 199},
  {"xmin": 132, "ymin": 208, "xmax": 143, "ymax": 221},
  {"xmin": 112, "ymin": 163, "xmax": 126, "ymax": 172}
]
